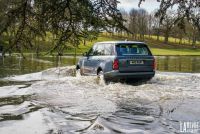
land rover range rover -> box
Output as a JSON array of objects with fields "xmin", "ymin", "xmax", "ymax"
[{"xmin": 76, "ymin": 41, "xmax": 155, "ymax": 82}]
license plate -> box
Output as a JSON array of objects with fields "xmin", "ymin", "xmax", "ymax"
[{"xmin": 130, "ymin": 60, "xmax": 144, "ymax": 64}]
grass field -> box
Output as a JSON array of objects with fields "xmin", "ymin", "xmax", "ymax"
[
  {"xmin": 150, "ymin": 48, "xmax": 200, "ymax": 55},
  {"xmin": 64, "ymin": 35, "xmax": 200, "ymax": 56},
  {"xmin": 2, "ymin": 33, "xmax": 200, "ymax": 56},
  {"xmin": 144, "ymin": 35, "xmax": 200, "ymax": 46}
]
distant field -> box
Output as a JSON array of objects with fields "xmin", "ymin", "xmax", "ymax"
[
  {"xmin": 64, "ymin": 36, "xmax": 200, "ymax": 56},
  {"xmin": 2, "ymin": 33, "xmax": 200, "ymax": 56},
  {"xmin": 144, "ymin": 35, "xmax": 200, "ymax": 46},
  {"xmin": 150, "ymin": 48, "xmax": 200, "ymax": 56},
  {"xmin": 106, "ymin": 33, "xmax": 200, "ymax": 46}
]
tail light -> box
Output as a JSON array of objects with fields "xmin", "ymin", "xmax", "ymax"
[
  {"xmin": 153, "ymin": 57, "xmax": 156, "ymax": 70},
  {"xmin": 113, "ymin": 59, "xmax": 119, "ymax": 70}
]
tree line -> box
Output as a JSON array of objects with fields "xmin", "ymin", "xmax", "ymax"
[
  {"xmin": 116, "ymin": 8, "xmax": 200, "ymax": 47},
  {"xmin": 0, "ymin": 0, "xmax": 199, "ymax": 56}
]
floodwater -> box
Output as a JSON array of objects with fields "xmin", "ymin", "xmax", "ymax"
[{"xmin": 0, "ymin": 55, "xmax": 200, "ymax": 134}]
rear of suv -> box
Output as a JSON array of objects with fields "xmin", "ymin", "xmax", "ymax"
[{"xmin": 76, "ymin": 41, "xmax": 155, "ymax": 82}]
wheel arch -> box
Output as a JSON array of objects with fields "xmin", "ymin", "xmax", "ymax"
[
  {"xmin": 76, "ymin": 64, "xmax": 80, "ymax": 70},
  {"xmin": 97, "ymin": 67, "xmax": 103, "ymax": 75}
]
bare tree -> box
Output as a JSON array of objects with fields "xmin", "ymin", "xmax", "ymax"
[
  {"xmin": 152, "ymin": 12, "xmax": 161, "ymax": 41},
  {"xmin": 147, "ymin": 14, "xmax": 153, "ymax": 39},
  {"xmin": 129, "ymin": 8, "xmax": 139, "ymax": 39},
  {"xmin": 137, "ymin": 9, "xmax": 148, "ymax": 41},
  {"xmin": 139, "ymin": 0, "xmax": 200, "ymax": 32},
  {"xmin": 120, "ymin": 8, "xmax": 129, "ymax": 36},
  {"xmin": 160, "ymin": 10, "xmax": 178, "ymax": 44}
]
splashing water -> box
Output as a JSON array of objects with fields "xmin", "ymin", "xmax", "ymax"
[{"xmin": 0, "ymin": 66, "xmax": 200, "ymax": 133}]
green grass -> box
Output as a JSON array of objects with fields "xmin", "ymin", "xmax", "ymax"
[
  {"xmin": 147, "ymin": 35, "xmax": 200, "ymax": 46},
  {"xmin": 2, "ymin": 32, "xmax": 200, "ymax": 56},
  {"xmin": 150, "ymin": 48, "xmax": 200, "ymax": 55},
  {"xmin": 64, "ymin": 36, "xmax": 200, "ymax": 56}
]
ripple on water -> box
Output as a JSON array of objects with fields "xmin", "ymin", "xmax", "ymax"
[{"xmin": 0, "ymin": 67, "xmax": 200, "ymax": 133}]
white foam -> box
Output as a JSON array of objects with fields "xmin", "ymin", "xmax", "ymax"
[
  {"xmin": 2, "ymin": 67, "xmax": 200, "ymax": 115},
  {"xmin": 1, "ymin": 67, "xmax": 200, "ymax": 133},
  {"xmin": 0, "ymin": 110, "xmax": 55, "ymax": 134},
  {"xmin": 0, "ymin": 85, "xmax": 31, "ymax": 97},
  {"xmin": 3, "ymin": 66, "xmax": 76, "ymax": 81}
]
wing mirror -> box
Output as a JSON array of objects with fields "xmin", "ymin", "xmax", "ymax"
[{"xmin": 83, "ymin": 52, "xmax": 88, "ymax": 56}]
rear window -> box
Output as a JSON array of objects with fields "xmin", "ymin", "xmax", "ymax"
[{"xmin": 116, "ymin": 44, "xmax": 151, "ymax": 56}]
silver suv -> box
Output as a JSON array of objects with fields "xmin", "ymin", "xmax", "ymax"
[{"xmin": 76, "ymin": 41, "xmax": 155, "ymax": 82}]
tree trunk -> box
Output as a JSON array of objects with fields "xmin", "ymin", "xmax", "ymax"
[
  {"xmin": 164, "ymin": 31, "xmax": 169, "ymax": 44},
  {"xmin": 83, "ymin": 39, "xmax": 86, "ymax": 46},
  {"xmin": 192, "ymin": 36, "xmax": 196, "ymax": 48},
  {"xmin": 35, "ymin": 36, "xmax": 39, "ymax": 57},
  {"xmin": 188, "ymin": 37, "xmax": 191, "ymax": 45},
  {"xmin": 179, "ymin": 37, "xmax": 182, "ymax": 45},
  {"xmin": 156, "ymin": 30, "xmax": 160, "ymax": 41}
]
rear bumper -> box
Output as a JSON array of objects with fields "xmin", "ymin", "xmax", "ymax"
[{"xmin": 104, "ymin": 70, "xmax": 155, "ymax": 80}]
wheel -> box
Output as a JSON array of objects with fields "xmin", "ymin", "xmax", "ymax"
[
  {"xmin": 143, "ymin": 77, "xmax": 153, "ymax": 82},
  {"xmin": 97, "ymin": 70, "xmax": 103, "ymax": 79},
  {"xmin": 97, "ymin": 71, "xmax": 109, "ymax": 84},
  {"xmin": 76, "ymin": 69, "xmax": 82, "ymax": 77}
]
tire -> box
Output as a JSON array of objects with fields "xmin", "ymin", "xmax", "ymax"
[
  {"xmin": 145, "ymin": 77, "xmax": 153, "ymax": 82},
  {"xmin": 97, "ymin": 71, "xmax": 109, "ymax": 84},
  {"xmin": 76, "ymin": 69, "xmax": 82, "ymax": 77},
  {"xmin": 97, "ymin": 70, "xmax": 103, "ymax": 78}
]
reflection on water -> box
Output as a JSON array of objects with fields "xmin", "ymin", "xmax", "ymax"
[
  {"xmin": 0, "ymin": 55, "xmax": 200, "ymax": 80},
  {"xmin": 156, "ymin": 56, "xmax": 200, "ymax": 73},
  {"xmin": 0, "ymin": 55, "xmax": 77, "ymax": 78}
]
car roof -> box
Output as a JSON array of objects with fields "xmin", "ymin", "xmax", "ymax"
[{"xmin": 96, "ymin": 41, "xmax": 146, "ymax": 45}]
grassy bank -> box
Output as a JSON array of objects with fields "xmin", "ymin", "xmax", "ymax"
[
  {"xmin": 3, "ymin": 34, "xmax": 200, "ymax": 56},
  {"xmin": 64, "ymin": 36, "xmax": 200, "ymax": 56},
  {"xmin": 150, "ymin": 48, "xmax": 200, "ymax": 56}
]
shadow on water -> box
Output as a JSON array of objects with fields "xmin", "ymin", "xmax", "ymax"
[
  {"xmin": 0, "ymin": 114, "xmax": 24, "ymax": 121},
  {"xmin": 0, "ymin": 80, "xmax": 34, "ymax": 87},
  {"xmin": 0, "ymin": 92, "xmax": 43, "ymax": 122},
  {"xmin": 0, "ymin": 95, "xmax": 33, "ymax": 107},
  {"xmin": 0, "ymin": 105, "xmax": 43, "ymax": 122}
]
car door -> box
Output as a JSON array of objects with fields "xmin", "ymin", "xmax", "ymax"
[
  {"xmin": 91, "ymin": 43, "xmax": 115, "ymax": 74},
  {"xmin": 82, "ymin": 47, "xmax": 94, "ymax": 75},
  {"xmin": 82, "ymin": 44, "xmax": 102, "ymax": 75},
  {"xmin": 89, "ymin": 44, "xmax": 105, "ymax": 74}
]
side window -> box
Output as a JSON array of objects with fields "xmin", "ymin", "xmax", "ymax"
[
  {"xmin": 88, "ymin": 43, "xmax": 114, "ymax": 56},
  {"xmin": 93, "ymin": 44, "xmax": 105, "ymax": 56},
  {"xmin": 104, "ymin": 44, "xmax": 114, "ymax": 55}
]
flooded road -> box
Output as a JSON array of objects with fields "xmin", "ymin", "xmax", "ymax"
[
  {"xmin": 0, "ymin": 56, "xmax": 200, "ymax": 133},
  {"xmin": 0, "ymin": 67, "xmax": 200, "ymax": 133}
]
